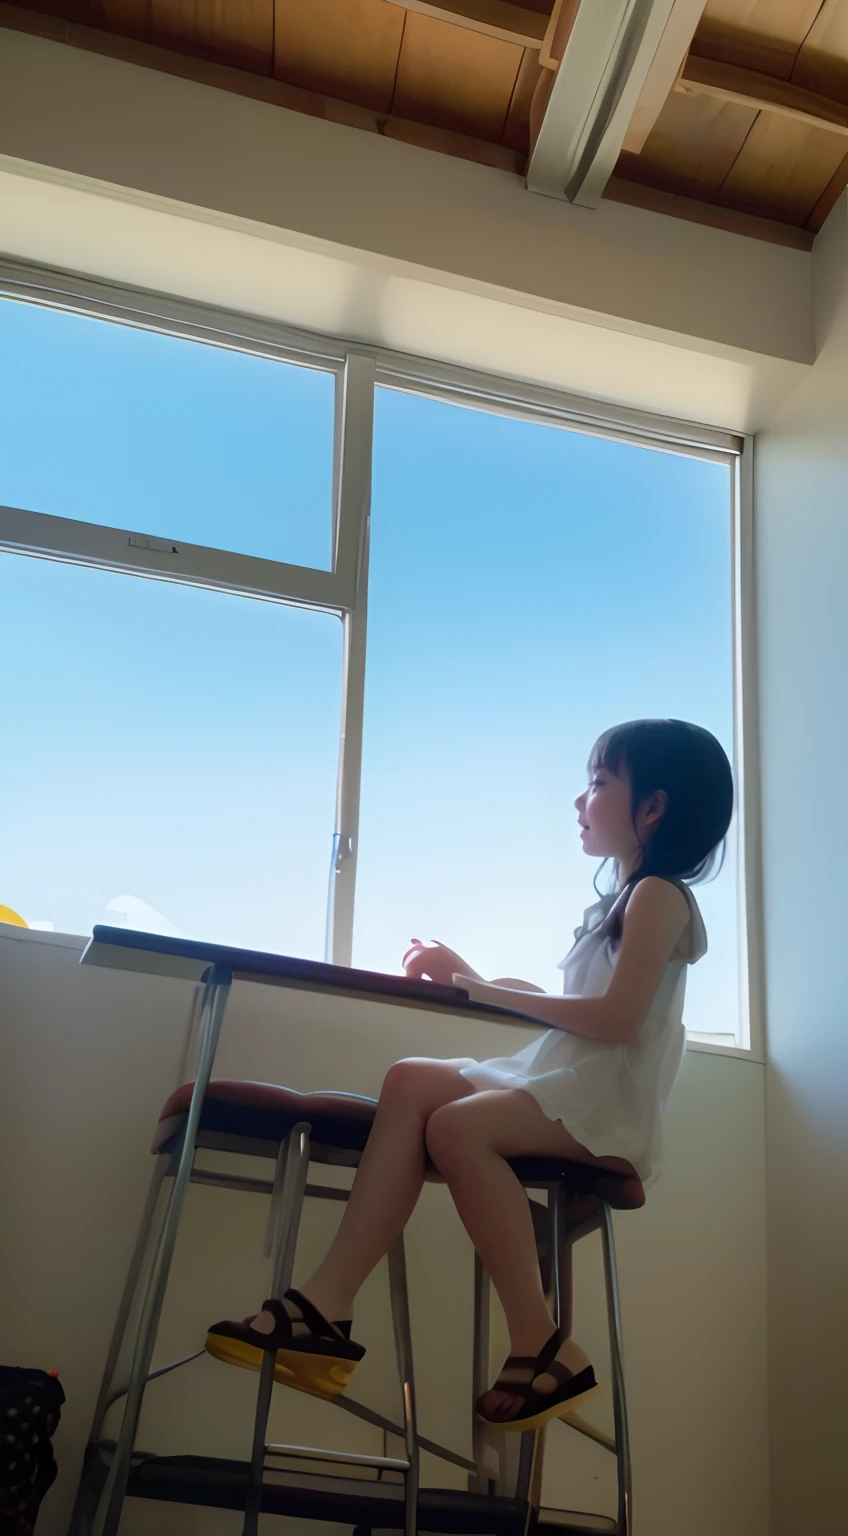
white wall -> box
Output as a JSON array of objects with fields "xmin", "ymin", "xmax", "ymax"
[
  {"xmin": 755, "ymin": 192, "xmax": 848, "ymax": 1536},
  {"xmin": 1, "ymin": 925, "xmax": 768, "ymax": 1536},
  {"xmin": 0, "ymin": 26, "xmax": 813, "ymax": 431},
  {"xmin": 0, "ymin": 28, "xmax": 810, "ymax": 362}
]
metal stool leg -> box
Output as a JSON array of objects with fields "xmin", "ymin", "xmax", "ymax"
[
  {"xmin": 600, "ymin": 1202, "xmax": 633, "ymax": 1536},
  {"xmin": 478, "ymin": 1190, "xmax": 550, "ymax": 1510},
  {"xmin": 387, "ymin": 1233, "xmax": 420, "ymax": 1536},
  {"xmin": 242, "ymin": 1123, "xmax": 311, "ymax": 1536},
  {"xmin": 470, "ymin": 1251, "xmax": 490, "ymax": 1494},
  {"xmin": 90, "ymin": 966, "xmax": 232, "ymax": 1536},
  {"xmin": 549, "ymin": 1182, "xmax": 574, "ymax": 1337},
  {"xmin": 471, "ymin": 1254, "xmax": 524, "ymax": 1502},
  {"xmin": 92, "ymin": 1161, "xmax": 171, "ymax": 1439},
  {"xmin": 512, "ymin": 1185, "xmax": 571, "ymax": 1526},
  {"xmin": 519, "ymin": 1181, "xmax": 572, "ymax": 1525},
  {"xmin": 69, "ymin": 1158, "xmax": 170, "ymax": 1536}
]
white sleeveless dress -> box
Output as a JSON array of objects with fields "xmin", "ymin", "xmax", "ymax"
[{"xmin": 454, "ymin": 878, "xmax": 707, "ymax": 1188}]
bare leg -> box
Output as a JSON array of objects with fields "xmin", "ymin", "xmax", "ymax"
[
  {"xmin": 297, "ymin": 1058, "xmax": 475, "ymax": 1324},
  {"xmin": 425, "ymin": 1087, "xmax": 631, "ymax": 1416}
]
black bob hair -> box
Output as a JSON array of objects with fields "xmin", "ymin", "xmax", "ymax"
[{"xmin": 589, "ymin": 718, "xmax": 734, "ymax": 942}]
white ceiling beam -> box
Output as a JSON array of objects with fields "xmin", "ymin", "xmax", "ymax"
[{"xmin": 527, "ymin": 0, "xmax": 689, "ymax": 208}]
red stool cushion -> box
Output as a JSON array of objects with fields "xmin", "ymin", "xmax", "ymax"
[
  {"xmin": 506, "ymin": 1156, "xmax": 645, "ymax": 1210},
  {"xmin": 153, "ymin": 1080, "xmax": 377, "ymax": 1155},
  {"xmin": 153, "ymin": 1080, "xmax": 645, "ymax": 1208}
]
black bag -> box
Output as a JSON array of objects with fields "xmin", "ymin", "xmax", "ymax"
[{"xmin": 0, "ymin": 1368, "xmax": 65, "ymax": 1535}]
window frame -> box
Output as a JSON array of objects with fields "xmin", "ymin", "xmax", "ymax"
[{"xmin": 0, "ymin": 258, "xmax": 761, "ymax": 1059}]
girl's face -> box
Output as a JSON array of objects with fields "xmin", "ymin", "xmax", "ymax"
[{"xmin": 574, "ymin": 755, "xmax": 666, "ymax": 879}]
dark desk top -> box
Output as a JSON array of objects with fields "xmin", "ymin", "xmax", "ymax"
[{"xmin": 80, "ymin": 926, "xmax": 543, "ymax": 1031}]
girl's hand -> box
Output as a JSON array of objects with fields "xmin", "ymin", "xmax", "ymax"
[{"xmin": 402, "ymin": 939, "xmax": 481, "ymax": 986}]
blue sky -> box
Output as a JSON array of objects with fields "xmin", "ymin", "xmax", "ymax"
[{"xmin": 0, "ymin": 297, "xmax": 738, "ymax": 1037}]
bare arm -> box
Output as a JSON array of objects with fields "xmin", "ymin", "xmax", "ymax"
[
  {"xmin": 489, "ymin": 976, "xmax": 546, "ymax": 993},
  {"xmin": 454, "ymin": 978, "xmax": 618, "ymax": 1041},
  {"xmin": 455, "ymin": 878, "xmax": 690, "ymax": 1048}
]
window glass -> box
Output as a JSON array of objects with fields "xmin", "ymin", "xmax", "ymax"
[
  {"xmin": 0, "ymin": 553, "xmax": 342, "ymax": 953},
  {"xmin": 0, "ymin": 298, "xmax": 335, "ymax": 570},
  {"xmin": 354, "ymin": 387, "xmax": 739, "ymax": 1041}
]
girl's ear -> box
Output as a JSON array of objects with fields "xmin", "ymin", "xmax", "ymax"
[{"xmin": 645, "ymin": 788, "xmax": 668, "ymax": 827}]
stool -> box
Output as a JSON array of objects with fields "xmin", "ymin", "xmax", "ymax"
[
  {"xmin": 71, "ymin": 1068, "xmax": 440, "ymax": 1536},
  {"xmin": 469, "ymin": 1159, "xmax": 644, "ymax": 1536},
  {"xmin": 73, "ymin": 1073, "xmax": 641, "ymax": 1536},
  {"xmin": 71, "ymin": 959, "xmax": 642, "ymax": 1536}
]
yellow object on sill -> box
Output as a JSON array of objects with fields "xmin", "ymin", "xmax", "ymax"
[{"xmin": 0, "ymin": 904, "xmax": 27, "ymax": 927}]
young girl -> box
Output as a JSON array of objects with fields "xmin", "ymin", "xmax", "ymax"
[{"xmin": 207, "ymin": 718, "xmax": 733, "ymax": 1432}]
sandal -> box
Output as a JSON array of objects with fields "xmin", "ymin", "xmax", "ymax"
[
  {"xmin": 205, "ymin": 1288, "xmax": 365, "ymax": 1401},
  {"xmin": 476, "ymin": 1327, "xmax": 599, "ymax": 1433}
]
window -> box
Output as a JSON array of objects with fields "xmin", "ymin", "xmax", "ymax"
[
  {"xmin": 354, "ymin": 387, "xmax": 741, "ymax": 1047},
  {"xmin": 0, "ymin": 270, "xmax": 754, "ymax": 1051},
  {"xmin": 0, "ymin": 553, "xmax": 341, "ymax": 954},
  {"xmin": 0, "ymin": 291, "xmax": 347, "ymax": 954},
  {"xmin": 0, "ymin": 297, "xmax": 335, "ymax": 569}
]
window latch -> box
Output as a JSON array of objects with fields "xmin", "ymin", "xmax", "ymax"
[
  {"xmin": 128, "ymin": 534, "xmax": 179, "ymax": 554},
  {"xmin": 332, "ymin": 834, "xmax": 353, "ymax": 873}
]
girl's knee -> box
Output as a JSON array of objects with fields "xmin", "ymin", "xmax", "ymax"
[
  {"xmin": 424, "ymin": 1099, "xmax": 479, "ymax": 1169},
  {"xmin": 380, "ymin": 1057, "xmax": 444, "ymax": 1108}
]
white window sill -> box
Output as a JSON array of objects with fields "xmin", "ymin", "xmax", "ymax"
[
  {"xmin": 685, "ymin": 1035, "xmax": 763, "ymax": 1064},
  {"xmin": 2, "ymin": 922, "xmax": 762, "ymax": 1062}
]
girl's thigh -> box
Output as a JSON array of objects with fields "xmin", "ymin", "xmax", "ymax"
[{"xmin": 428, "ymin": 1086, "xmax": 632, "ymax": 1173}]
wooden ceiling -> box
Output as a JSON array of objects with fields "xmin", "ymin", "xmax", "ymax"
[
  {"xmin": 617, "ymin": 0, "xmax": 848, "ymax": 245},
  {"xmin": 5, "ymin": 1, "xmax": 848, "ymax": 249}
]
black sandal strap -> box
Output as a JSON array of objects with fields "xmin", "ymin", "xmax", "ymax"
[
  {"xmin": 230, "ymin": 1293, "xmax": 340, "ymax": 1351},
  {"xmin": 281, "ymin": 1288, "xmax": 341, "ymax": 1343},
  {"xmin": 482, "ymin": 1326, "xmax": 578, "ymax": 1411},
  {"xmin": 534, "ymin": 1326, "xmax": 566, "ymax": 1374},
  {"xmin": 251, "ymin": 1299, "xmax": 294, "ymax": 1343},
  {"xmin": 490, "ymin": 1366, "xmax": 537, "ymax": 1397},
  {"xmin": 489, "ymin": 1328, "xmax": 566, "ymax": 1396},
  {"xmin": 477, "ymin": 1362, "xmax": 597, "ymax": 1426},
  {"xmin": 491, "ymin": 1355, "xmax": 537, "ymax": 1383},
  {"xmin": 210, "ymin": 1294, "xmax": 364, "ymax": 1361},
  {"xmin": 504, "ymin": 1365, "xmax": 597, "ymax": 1425}
]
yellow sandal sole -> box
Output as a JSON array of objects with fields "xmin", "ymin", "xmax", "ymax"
[{"xmin": 204, "ymin": 1332, "xmax": 359, "ymax": 1402}]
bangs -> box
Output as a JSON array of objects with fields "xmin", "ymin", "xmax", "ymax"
[{"xmin": 589, "ymin": 726, "xmax": 628, "ymax": 778}]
